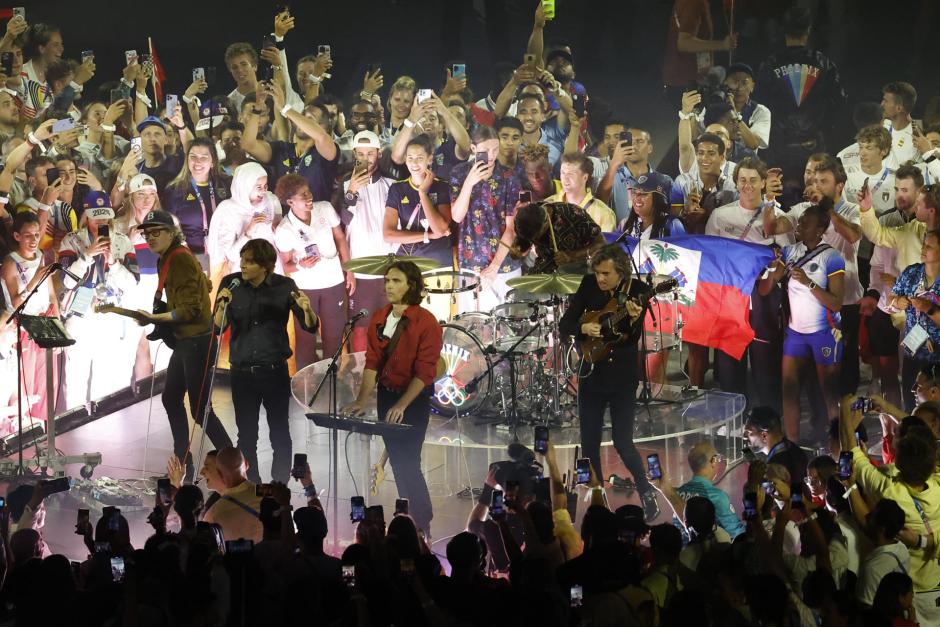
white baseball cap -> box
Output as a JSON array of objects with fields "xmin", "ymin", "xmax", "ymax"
[
  {"xmin": 352, "ymin": 130, "xmax": 381, "ymax": 150},
  {"xmin": 128, "ymin": 173, "xmax": 157, "ymax": 195}
]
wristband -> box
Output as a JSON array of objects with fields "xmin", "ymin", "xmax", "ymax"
[
  {"xmin": 359, "ymin": 90, "xmax": 373, "ymax": 102},
  {"xmin": 37, "ymin": 202, "xmax": 52, "ymax": 212},
  {"xmin": 181, "ymin": 94, "xmax": 194, "ymax": 104},
  {"xmin": 843, "ymin": 484, "xmax": 858, "ymax": 499},
  {"xmin": 280, "ymin": 103, "xmax": 293, "ymax": 117},
  {"xmin": 69, "ymin": 81, "xmax": 84, "ymax": 93},
  {"xmin": 99, "ymin": 123, "xmax": 116, "ymax": 133},
  {"xmin": 121, "ymin": 78, "xmax": 134, "ymax": 88},
  {"xmin": 926, "ymin": 152, "xmax": 938, "ymax": 164},
  {"xmin": 0, "ymin": 193, "xmax": 9, "ymax": 205},
  {"xmin": 678, "ymin": 111, "xmax": 695, "ymax": 121},
  {"xmin": 303, "ymin": 484, "xmax": 318, "ymax": 498},
  {"xmin": 807, "ymin": 280, "xmax": 818, "ymax": 291},
  {"xmin": 136, "ymin": 91, "xmax": 153, "ymax": 107},
  {"xmin": 402, "ymin": 118, "xmax": 416, "ymax": 129},
  {"xmin": 308, "ymin": 74, "xmax": 321, "ymax": 85},
  {"xmin": 27, "ymin": 132, "xmax": 41, "ymax": 146}
]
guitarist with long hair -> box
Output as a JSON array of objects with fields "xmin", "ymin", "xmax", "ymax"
[
  {"xmin": 133, "ymin": 210, "xmax": 233, "ymax": 480},
  {"xmin": 558, "ymin": 244, "xmax": 660, "ymax": 521}
]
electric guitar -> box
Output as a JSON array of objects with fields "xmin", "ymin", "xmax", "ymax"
[
  {"xmin": 95, "ymin": 301, "xmax": 177, "ymax": 349},
  {"xmin": 578, "ymin": 278, "xmax": 678, "ymax": 363}
]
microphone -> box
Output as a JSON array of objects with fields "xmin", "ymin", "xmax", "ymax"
[
  {"xmin": 349, "ymin": 308, "xmax": 369, "ymax": 323},
  {"xmin": 51, "ymin": 262, "xmax": 83, "ymax": 283},
  {"xmin": 216, "ymin": 278, "xmax": 241, "ymax": 304}
]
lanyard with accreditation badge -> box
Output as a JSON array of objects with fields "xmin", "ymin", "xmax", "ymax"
[{"xmin": 190, "ymin": 179, "xmax": 216, "ymax": 236}]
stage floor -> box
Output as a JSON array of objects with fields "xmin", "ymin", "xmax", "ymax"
[{"xmin": 7, "ymin": 358, "xmax": 879, "ymax": 563}]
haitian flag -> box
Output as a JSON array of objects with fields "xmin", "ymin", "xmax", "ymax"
[{"xmin": 608, "ymin": 234, "xmax": 775, "ymax": 360}]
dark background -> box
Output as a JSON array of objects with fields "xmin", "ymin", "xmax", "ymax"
[{"xmin": 18, "ymin": 0, "xmax": 940, "ymax": 167}]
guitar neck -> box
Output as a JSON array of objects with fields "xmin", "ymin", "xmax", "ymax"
[{"xmin": 96, "ymin": 305, "xmax": 146, "ymax": 322}]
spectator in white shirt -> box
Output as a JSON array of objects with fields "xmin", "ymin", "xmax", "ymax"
[
  {"xmin": 274, "ymin": 173, "xmax": 352, "ymax": 367},
  {"xmin": 224, "ymin": 43, "xmax": 259, "ymax": 117},
  {"xmin": 881, "ymin": 81, "xmax": 920, "ymax": 168},
  {"xmin": 722, "ymin": 62, "xmax": 771, "ymax": 152},
  {"xmin": 856, "ymin": 498, "xmax": 911, "ymax": 607}
]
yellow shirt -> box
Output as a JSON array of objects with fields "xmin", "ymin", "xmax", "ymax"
[
  {"xmin": 202, "ymin": 479, "xmax": 263, "ymax": 543},
  {"xmin": 547, "ymin": 188, "xmax": 617, "ymax": 232}
]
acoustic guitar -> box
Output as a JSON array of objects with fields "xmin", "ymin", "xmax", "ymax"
[
  {"xmin": 95, "ymin": 301, "xmax": 178, "ymax": 349},
  {"xmin": 579, "ymin": 278, "xmax": 678, "ymax": 363}
]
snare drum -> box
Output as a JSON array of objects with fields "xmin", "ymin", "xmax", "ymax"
[
  {"xmin": 432, "ymin": 324, "xmax": 492, "ymax": 416},
  {"xmin": 492, "ymin": 301, "xmax": 548, "ymax": 352},
  {"xmin": 422, "ymin": 268, "xmax": 480, "ymax": 322}
]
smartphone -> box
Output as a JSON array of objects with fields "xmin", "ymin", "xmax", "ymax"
[
  {"xmin": 524, "ymin": 53, "xmax": 537, "ymax": 67},
  {"xmin": 109, "ymin": 88, "xmax": 125, "ymax": 105},
  {"xmin": 93, "ymin": 541, "xmax": 110, "ymax": 554},
  {"xmin": 107, "ymin": 509, "xmax": 121, "ymax": 531},
  {"xmin": 534, "ymin": 425, "xmax": 549, "ymax": 454},
  {"xmin": 490, "ymin": 489, "xmax": 505, "ymax": 517},
  {"xmin": 81, "ymin": 50, "xmax": 94, "ymax": 63},
  {"xmin": 475, "ymin": 151, "xmax": 489, "ymax": 165},
  {"xmin": 291, "ymin": 453, "xmax": 307, "ymax": 479},
  {"xmin": 417, "ymin": 89, "xmax": 433, "ymax": 103},
  {"xmin": 45, "ymin": 167, "xmax": 60, "ymax": 186},
  {"xmin": 851, "ymin": 397, "xmax": 874, "ymax": 413},
  {"xmin": 838, "ymin": 451, "xmax": 853, "ymax": 481},
  {"xmin": 165, "ymin": 94, "xmax": 178, "ymax": 117},
  {"xmin": 0, "ymin": 52, "xmax": 13, "ymax": 76},
  {"xmin": 255, "ymin": 483, "xmax": 275, "ymax": 498},
  {"xmin": 156, "ymin": 477, "xmax": 171, "ymax": 504},
  {"xmin": 519, "ymin": 190, "xmax": 533, "ymax": 205},
  {"xmin": 353, "ymin": 158, "xmax": 366, "ymax": 176},
  {"xmin": 760, "ymin": 480, "xmax": 775, "ymax": 495},
  {"xmin": 131, "ymin": 137, "xmax": 142, "ymax": 153},
  {"xmin": 342, "ymin": 564, "xmax": 356, "ymax": 588},
  {"xmin": 53, "ymin": 118, "xmax": 77, "ymax": 134},
  {"xmin": 619, "ymin": 130, "xmax": 633, "ymax": 147},
  {"xmin": 12, "ymin": 7, "xmax": 24, "ymax": 21},
  {"xmin": 192, "ymin": 67, "xmax": 205, "ymax": 83},
  {"xmin": 452, "ymin": 63, "xmax": 466, "ymax": 79},
  {"xmin": 350, "ymin": 495, "xmax": 366, "ymax": 522},
  {"xmin": 572, "ymin": 93, "xmax": 585, "ymax": 117},
  {"xmin": 855, "ymin": 431, "xmax": 864, "ymax": 449},
  {"xmin": 646, "ymin": 453, "xmax": 662, "ymax": 480},
  {"xmin": 535, "ymin": 476, "xmax": 550, "ymax": 503},
  {"xmin": 570, "ymin": 584, "xmax": 583, "ymax": 608},
  {"xmin": 791, "ymin": 490, "xmax": 803, "ymax": 504},
  {"xmin": 395, "ymin": 498, "xmax": 409, "ymax": 516},
  {"xmin": 124, "ymin": 50, "xmax": 138, "ymax": 66},
  {"xmin": 76, "ymin": 508, "xmax": 89, "ymax": 533},
  {"xmin": 225, "ymin": 539, "xmax": 254, "ymax": 554},
  {"xmin": 42, "ymin": 476, "xmax": 71, "ymax": 495},
  {"xmin": 575, "ymin": 458, "xmax": 591, "ymax": 485},
  {"xmin": 110, "ymin": 557, "xmax": 125, "ymax": 582},
  {"xmin": 318, "ymin": 44, "xmax": 331, "ymax": 56},
  {"xmin": 541, "ymin": 0, "xmax": 556, "ymax": 20},
  {"xmin": 743, "ymin": 492, "xmax": 758, "ymax": 520},
  {"xmin": 261, "ymin": 35, "xmax": 276, "ymax": 51}
]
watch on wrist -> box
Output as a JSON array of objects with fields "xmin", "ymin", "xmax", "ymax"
[
  {"xmin": 807, "ymin": 280, "xmax": 818, "ymax": 291},
  {"xmin": 345, "ymin": 191, "xmax": 360, "ymax": 206}
]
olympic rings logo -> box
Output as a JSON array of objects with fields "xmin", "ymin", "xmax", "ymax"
[{"xmin": 435, "ymin": 343, "xmax": 471, "ymax": 407}]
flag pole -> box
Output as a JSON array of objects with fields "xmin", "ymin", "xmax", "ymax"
[{"xmin": 148, "ymin": 36, "xmax": 157, "ymax": 108}]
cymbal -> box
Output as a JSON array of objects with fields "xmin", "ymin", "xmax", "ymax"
[
  {"xmin": 343, "ymin": 254, "xmax": 441, "ymax": 275},
  {"xmin": 506, "ymin": 273, "xmax": 582, "ymax": 295}
]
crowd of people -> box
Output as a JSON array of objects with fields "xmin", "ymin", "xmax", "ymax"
[{"xmin": 0, "ymin": 0, "xmax": 938, "ymax": 625}]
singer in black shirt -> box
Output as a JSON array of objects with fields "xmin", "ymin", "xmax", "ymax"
[{"xmin": 215, "ymin": 239, "xmax": 319, "ymax": 483}]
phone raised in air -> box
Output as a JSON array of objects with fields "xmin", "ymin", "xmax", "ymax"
[
  {"xmin": 646, "ymin": 453, "xmax": 662, "ymax": 480},
  {"xmin": 156, "ymin": 477, "xmax": 171, "ymax": 504},
  {"xmin": 452, "ymin": 63, "xmax": 466, "ymax": 79},
  {"xmin": 838, "ymin": 451, "xmax": 853, "ymax": 481},
  {"xmin": 619, "ymin": 130, "xmax": 633, "ymax": 147},
  {"xmin": 534, "ymin": 425, "xmax": 549, "ymax": 454},
  {"xmin": 743, "ymin": 491, "xmax": 758, "ymax": 520},
  {"xmin": 575, "ymin": 458, "xmax": 591, "ymax": 485},
  {"xmin": 350, "ymin": 495, "xmax": 366, "ymax": 522},
  {"xmin": 519, "ymin": 190, "xmax": 533, "ymax": 205},
  {"xmin": 395, "ymin": 498, "xmax": 409, "ymax": 516},
  {"xmin": 291, "ymin": 453, "xmax": 307, "ymax": 479}
]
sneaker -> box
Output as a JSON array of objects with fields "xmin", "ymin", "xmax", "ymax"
[
  {"xmin": 640, "ymin": 489, "xmax": 660, "ymax": 523},
  {"xmin": 608, "ymin": 474, "xmax": 636, "ymax": 491}
]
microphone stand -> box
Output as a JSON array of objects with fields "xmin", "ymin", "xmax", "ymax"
[
  {"xmin": 307, "ymin": 318, "xmax": 357, "ymax": 550},
  {"xmin": 5, "ymin": 263, "xmax": 56, "ymax": 477}
]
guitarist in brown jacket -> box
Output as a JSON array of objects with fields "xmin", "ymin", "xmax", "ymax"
[
  {"xmin": 134, "ymin": 210, "xmax": 233, "ymax": 480},
  {"xmin": 558, "ymin": 244, "xmax": 660, "ymax": 521}
]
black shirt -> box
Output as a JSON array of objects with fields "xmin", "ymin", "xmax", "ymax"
[
  {"xmin": 559, "ymin": 273, "xmax": 651, "ymax": 365},
  {"xmin": 220, "ymin": 272, "xmax": 319, "ymax": 366},
  {"xmin": 766, "ymin": 437, "xmax": 809, "ymax": 489},
  {"xmin": 386, "ymin": 177, "xmax": 454, "ymax": 266},
  {"xmin": 139, "ymin": 152, "xmax": 184, "ymax": 205},
  {"xmin": 163, "ymin": 176, "xmax": 232, "ymax": 253}
]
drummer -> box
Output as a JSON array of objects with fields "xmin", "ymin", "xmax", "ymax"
[
  {"xmin": 509, "ymin": 200, "xmax": 607, "ymax": 273},
  {"xmin": 342, "ymin": 261, "xmax": 443, "ymax": 537},
  {"xmin": 384, "ymin": 135, "xmax": 454, "ymax": 267}
]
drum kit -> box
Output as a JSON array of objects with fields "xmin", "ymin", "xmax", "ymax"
[{"xmin": 343, "ymin": 253, "xmax": 686, "ymax": 429}]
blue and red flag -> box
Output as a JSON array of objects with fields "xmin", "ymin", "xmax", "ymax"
[{"xmin": 608, "ymin": 234, "xmax": 775, "ymax": 360}]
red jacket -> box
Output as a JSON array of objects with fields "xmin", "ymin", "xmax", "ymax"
[{"xmin": 365, "ymin": 304, "xmax": 443, "ymax": 391}]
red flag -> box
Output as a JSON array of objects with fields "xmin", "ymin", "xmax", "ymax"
[{"xmin": 148, "ymin": 37, "xmax": 167, "ymax": 105}]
